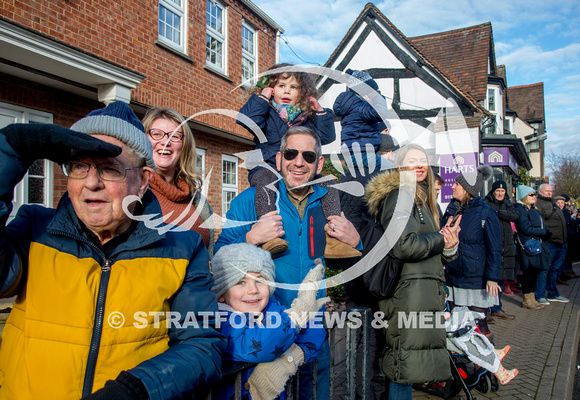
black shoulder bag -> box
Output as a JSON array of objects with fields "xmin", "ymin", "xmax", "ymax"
[{"xmin": 358, "ymin": 208, "xmax": 405, "ymax": 299}]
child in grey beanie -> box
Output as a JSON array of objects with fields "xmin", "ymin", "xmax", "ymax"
[{"xmin": 211, "ymin": 243, "xmax": 328, "ymax": 400}]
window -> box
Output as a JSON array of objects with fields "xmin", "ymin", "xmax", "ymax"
[
  {"xmin": 526, "ymin": 141, "xmax": 540, "ymax": 152},
  {"xmin": 206, "ymin": 0, "xmax": 226, "ymax": 72},
  {"xmin": 158, "ymin": 0, "xmax": 185, "ymax": 51},
  {"xmin": 0, "ymin": 102, "xmax": 53, "ymax": 221},
  {"xmin": 241, "ymin": 22, "xmax": 256, "ymax": 84},
  {"xmin": 487, "ymin": 88, "xmax": 496, "ymax": 112},
  {"xmin": 196, "ymin": 148, "xmax": 206, "ymax": 183},
  {"xmin": 504, "ymin": 118, "xmax": 513, "ymax": 135},
  {"xmin": 222, "ymin": 155, "xmax": 238, "ymax": 215},
  {"xmin": 485, "ymin": 86, "xmax": 503, "ymax": 134}
]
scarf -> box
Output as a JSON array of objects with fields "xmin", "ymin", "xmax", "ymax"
[{"xmin": 272, "ymin": 100, "xmax": 308, "ymax": 126}]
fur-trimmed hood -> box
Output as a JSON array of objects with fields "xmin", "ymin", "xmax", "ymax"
[{"xmin": 365, "ymin": 170, "xmax": 401, "ymax": 217}]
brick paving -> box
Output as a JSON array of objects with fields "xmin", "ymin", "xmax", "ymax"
[{"xmin": 411, "ymin": 264, "xmax": 580, "ymax": 400}]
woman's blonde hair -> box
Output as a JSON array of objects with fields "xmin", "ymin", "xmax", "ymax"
[
  {"xmin": 453, "ymin": 181, "xmax": 475, "ymax": 205},
  {"xmin": 252, "ymin": 63, "xmax": 319, "ymax": 119},
  {"xmin": 142, "ymin": 107, "xmax": 201, "ymax": 194},
  {"xmin": 521, "ymin": 194, "xmax": 534, "ymax": 208},
  {"xmin": 395, "ymin": 143, "xmax": 440, "ymax": 226}
]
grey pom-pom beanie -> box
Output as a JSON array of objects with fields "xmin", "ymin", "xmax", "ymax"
[
  {"xmin": 455, "ymin": 164, "xmax": 493, "ymax": 198},
  {"xmin": 71, "ymin": 101, "xmax": 154, "ymax": 169},
  {"xmin": 211, "ymin": 243, "xmax": 276, "ymax": 299}
]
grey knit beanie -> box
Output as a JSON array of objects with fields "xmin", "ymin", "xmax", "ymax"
[
  {"xmin": 346, "ymin": 68, "xmax": 379, "ymax": 93},
  {"xmin": 455, "ymin": 164, "xmax": 493, "ymax": 198},
  {"xmin": 211, "ymin": 243, "xmax": 276, "ymax": 299},
  {"xmin": 71, "ymin": 101, "xmax": 155, "ymax": 169}
]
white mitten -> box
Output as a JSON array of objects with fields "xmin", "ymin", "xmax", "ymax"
[
  {"xmin": 248, "ymin": 344, "xmax": 305, "ymax": 400},
  {"xmin": 285, "ymin": 263, "xmax": 330, "ymax": 329}
]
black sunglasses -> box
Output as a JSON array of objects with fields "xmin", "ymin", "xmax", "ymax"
[
  {"xmin": 283, "ymin": 148, "xmax": 318, "ymax": 164},
  {"xmin": 528, "ymin": 193, "xmax": 536, "ymax": 197}
]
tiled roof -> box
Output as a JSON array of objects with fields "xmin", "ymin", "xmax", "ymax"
[
  {"xmin": 409, "ymin": 22, "xmax": 493, "ymax": 103},
  {"xmin": 322, "ymin": 3, "xmax": 488, "ymax": 116},
  {"xmin": 507, "ymin": 83, "xmax": 545, "ymax": 121}
]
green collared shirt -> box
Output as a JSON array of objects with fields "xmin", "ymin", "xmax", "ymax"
[{"xmin": 287, "ymin": 186, "xmax": 314, "ymax": 220}]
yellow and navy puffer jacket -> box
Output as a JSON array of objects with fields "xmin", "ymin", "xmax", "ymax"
[{"xmin": 0, "ymin": 138, "xmax": 225, "ymax": 400}]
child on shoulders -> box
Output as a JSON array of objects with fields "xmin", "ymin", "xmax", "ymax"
[
  {"xmin": 237, "ymin": 63, "xmax": 360, "ymax": 260},
  {"xmin": 333, "ymin": 68, "xmax": 389, "ymax": 154}
]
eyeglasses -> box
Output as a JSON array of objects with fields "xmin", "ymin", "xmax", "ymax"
[
  {"xmin": 528, "ymin": 193, "xmax": 536, "ymax": 197},
  {"xmin": 62, "ymin": 161, "xmax": 145, "ymax": 181},
  {"xmin": 283, "ymin": 148, "xmax": 318, "ymax": 164},
  {"xmin": 147, "ymin": 128, "xmax": 184, "ymax": 142}
]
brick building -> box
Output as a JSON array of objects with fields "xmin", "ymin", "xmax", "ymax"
[
  {"xmin": 0, "ymin": 0, "xmax": 283, "ymax": 221},
  {"xmin": 507, "ymin": 82, "xmax": 548, "ymax": 185}
]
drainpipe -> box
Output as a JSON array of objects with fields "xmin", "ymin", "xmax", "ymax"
[{"xmin": 276, "ymin": 31, "xmax": 281, "ymax": 64}]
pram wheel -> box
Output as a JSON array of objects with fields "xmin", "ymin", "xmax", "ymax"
[
  {"xmin": 490, "ymin": 374, "xmax": 499, "ymax": 391},
  {"xmin": 476, "ymin": 375, "xmax": 491, "ymax": 393}
]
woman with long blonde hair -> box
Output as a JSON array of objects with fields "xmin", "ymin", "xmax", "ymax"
[
  {"xmin": 143, "ymin": 107, "xmax": 214, "ymax": 255},
  {"xmin": 365, "ymin": 143, "xmax": 460, "ymax": 399}
]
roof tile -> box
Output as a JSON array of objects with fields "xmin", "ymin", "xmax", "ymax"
[{"xmin": 409, "ymin": 23, "xmax": 493, "ymax": 102}]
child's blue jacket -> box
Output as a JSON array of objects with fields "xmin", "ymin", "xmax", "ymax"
[{"xmin": 213, "ymin": 299, "xmax": 326, "ymax": 399}]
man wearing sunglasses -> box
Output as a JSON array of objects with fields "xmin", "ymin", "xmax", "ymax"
[
  {"xmin": 0, "ymin": 102, "xmax": 225, "ymax": 399},
  {"xmin": 216, "ymin": 126, "xmax": 361, "ymax": 400}
]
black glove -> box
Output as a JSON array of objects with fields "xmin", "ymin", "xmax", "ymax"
[
  {"xmin": 543, "ymin": 229, "xmax": 552, "ymax": 240},
  {"xmin": 81, "ymin": 371, "xmax": 148, "ymax": 400},
  {"xmin": 0, "ymin": 123, "xmax": 121, "ymax": 166}
]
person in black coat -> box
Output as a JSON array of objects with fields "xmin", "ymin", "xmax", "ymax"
[
  {"xmin": 442, "ymin": 164, "xmax": 502, "ymax": 338},
  {"xmin": 485, "ymin": 180, "xmax": 519, "ymax": 320}
]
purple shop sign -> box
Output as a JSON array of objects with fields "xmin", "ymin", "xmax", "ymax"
[
  {"xmin": 483, "ymin": 147, "xmax": 519, "ymax": 174},
  {"xmin": 439, "ymin": 153, "xmax": 478, "ymax": 203}
]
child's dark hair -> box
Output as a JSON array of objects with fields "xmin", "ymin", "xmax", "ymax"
[{"xmin": 255, "ymin": 63, "xmax": 319, "ymax": 119}]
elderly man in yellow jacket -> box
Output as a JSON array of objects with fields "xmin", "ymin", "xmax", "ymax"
[{"xmin": 0, "ymin": 101, "xmax": 225, "ymax": 399}]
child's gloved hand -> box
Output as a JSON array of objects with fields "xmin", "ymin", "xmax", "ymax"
[
  {"xmin": 285, "ymin": 263, "xmax": 330, "ymax": 329},
  {"xmin": 0, "ymin": 123, "xmax": 121, "ymax": 167},
  {"xmin": 248, "ymin": 344, "xmax": 305, "ymax": 400}
]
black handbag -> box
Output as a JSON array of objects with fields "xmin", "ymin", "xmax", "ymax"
[{"xmin": 358, "ymin": 211, "xmax": 403, "ymax": 299}]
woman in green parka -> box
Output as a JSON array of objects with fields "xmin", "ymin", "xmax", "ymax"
[{"xmin": 365, "ymin": 144, "xmax": 461, "ymax": 399}]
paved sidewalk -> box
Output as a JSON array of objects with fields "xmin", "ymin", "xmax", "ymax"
[{"xmin": 411, "ymin": 264, "xmax": 580, "ymax": 400}]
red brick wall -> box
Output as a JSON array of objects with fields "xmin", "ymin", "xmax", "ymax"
[
  {"xmin": 0, "ymin": 0, "xmax": 277, "ymax": 136},
  {"xmin": 1, "ymin": 0, "xmax": 276, "ymax": 210}
]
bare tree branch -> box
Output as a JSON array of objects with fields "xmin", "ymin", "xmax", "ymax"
[{"xmin": 547, "ymin": 152, "xmax": 580, "ymax": 199}]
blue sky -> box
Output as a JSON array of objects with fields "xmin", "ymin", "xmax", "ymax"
[{"xmin": 253, "ymin": 0, "xmax": 580, "ymax": 160}]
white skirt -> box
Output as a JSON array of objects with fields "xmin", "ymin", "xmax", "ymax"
[{"xmin": 447, "ymin": 286, "xmax": 499, "ymax": 308}]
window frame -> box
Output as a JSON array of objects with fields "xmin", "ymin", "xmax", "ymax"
[
  {"xmin": 158, "ymin": 0, "xmax": 186, "ymax": 52},
  {"xmin": 487, "ymin": 88, "xmax": 496, "ymax": 112},
  {"xmin": 196, "ymin": 148, "xmax": 206, "ymax": 183},
  {"xmin": 206, "ymin": 0, "xmax": 227, "ymax": 73},
  {"xmin": 485, "ymin": 86, "xmax": 502, "ymax": 134},
  {"xmin": 241, "ymin": 20, "xmax": 257, "ymax": 86},
  {"xmin": 0, "ymin": 102, "xmax": 53, "ymax": 221},
  {"xmin": 221, "ymin": 154, "xmax": 238, "ymax": 217}
]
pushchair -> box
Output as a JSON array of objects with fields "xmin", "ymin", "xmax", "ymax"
[{"xmin": 414, "ymin": 309, "xmax": 499, "ymax": 399}]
